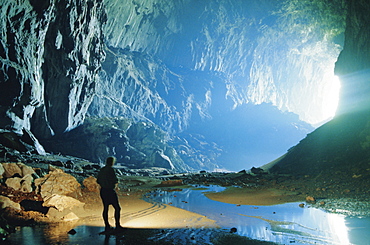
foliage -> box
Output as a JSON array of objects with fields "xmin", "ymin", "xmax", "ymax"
[{"xmin": 275, "ymin": 0, "xmax": 347, "ymax": 40}]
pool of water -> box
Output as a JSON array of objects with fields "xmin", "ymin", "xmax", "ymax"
[
  {"xmin": 5, "ymin": 185, "xmax": 370, "ymax": 245},
  {"xmin": 143, "ymin": 185, "xmax": 370, "ymax": 245}
]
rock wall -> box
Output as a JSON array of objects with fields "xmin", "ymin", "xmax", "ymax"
[
  {"xmin": 335, "ymin": 0, "xmax": 370, "ymax": 114},
  {"xmin": 0, "ymin": 0, "xmax": 349, "ymax": 171},
  {"xmin": 95, "ymin": 0, "xmax": 345, "ymax": 126},
  {"xmin": 0, "ymin": 0, "xmax": 106, "ymax": 138}
]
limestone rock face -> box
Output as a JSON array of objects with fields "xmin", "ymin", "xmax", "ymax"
[
  {"xmin": 34, "ymin": 169, "xmax": 81, "ymax": 199},
  {"xmin": 0, "ymin": 0, "xmax": 357, "ymax": 172},
  {"xmin": 0, "ymin": 0, "xmax": 106, "ymax": 137}
]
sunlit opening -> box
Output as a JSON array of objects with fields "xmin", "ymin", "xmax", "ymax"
[{"xmin": 321, "ymin": 73, "xmax": 341, "ymax": 121}]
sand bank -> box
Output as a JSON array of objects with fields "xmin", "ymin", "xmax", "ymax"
[
  {"xmin": 204, "ymin": 187, "xmax": 303, "ymax": 206},
  {"xmin": 81, "ymin": 191, "xmax": 218, "ymax": 229}
]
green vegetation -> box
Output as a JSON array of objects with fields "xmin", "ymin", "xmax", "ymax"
[{"xmin": 276, "ymin": 0, "xmax": 346, "ymax": 40}]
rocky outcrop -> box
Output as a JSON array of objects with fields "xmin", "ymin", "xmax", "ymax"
[
  {"xmin": 335, "ymin": 0, "xmax": 370, "ymax": 115},
  {"xmin": 0, "ymin": 0, "xmax": 105, "ymax": 138},
  {"xmin": 40, "ymin": 117, "xmax": 210, "ymax": 171}
]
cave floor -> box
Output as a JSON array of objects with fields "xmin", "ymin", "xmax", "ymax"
[{"xmin": 2, "ymin": 170, "xmax": 370, "ymax": 244}]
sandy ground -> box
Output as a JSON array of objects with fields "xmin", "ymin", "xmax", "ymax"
[
  {"xmin": 80, "ymin": 192, "xmax": 218, "ymax": 229},
  {"xmin": 204, "ymin": 187, "xmax": 303, "ymax": 206}
]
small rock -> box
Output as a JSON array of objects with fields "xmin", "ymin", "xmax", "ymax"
[
  {"xmin": 18, "ymin": 163, "xmax": 35, "ymax": 177},
  {"xmin": 230, "ymin": 227, "xmax": 237, "ymax": 233},
  {"xmin": 0, "ymin": 164, "xmax": 4, "ymax": 178},
  {"xmin": 2, "ymin": 163, "xmax": 22, "ymax": 178},
  {"xmin": 306, "ymin": 196, "xmax": 316, "ymax": 203},
  {"xmin": 251, "ymin": 167, "xmax": 265, "ymax": 175},
  {"xmin": 20, "ymin": 174, "xmax": 33, "ymax": 193},
  {"xmin": 319, "ymin": 201, "xmax": 326, "ymax": 206},
  {"xmin": 5, "ymin": 177, "xmax": 22, "ymax": 191},
  {"xmin": 63, "ymin": 212, "xmax": 79, "ymax": 221},
  {"xmin": 65, "ymin": 160, "xmax": 74, "ymax": 169},
  {"xmin": 0, "ymin": 195, "xmax": 21, "ymax": 210},
  {"xmin": 68, "ymin": 229, "xmax": 77, "ymax": 235},
  {"xmin": 299, "ymin": 203, "xmax": 305, "ymax": 208}
]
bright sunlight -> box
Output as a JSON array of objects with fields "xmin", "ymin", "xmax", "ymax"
[{"xmin": 321, "ymin": 73, "xmax": 341, "ymax": 121}]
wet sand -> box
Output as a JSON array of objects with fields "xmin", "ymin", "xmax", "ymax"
[
  {"xmin": 204, "ymin": 187, "xmax": 303, "ymax": 206},
  {"xmin": 81, "ymin": 192, "xmax": 219, "ymax": 229}
]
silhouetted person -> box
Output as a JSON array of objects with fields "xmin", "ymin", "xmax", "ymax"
[{"xmin": 97, "ymin": 156, "xmax": 123, "ymax": 231}]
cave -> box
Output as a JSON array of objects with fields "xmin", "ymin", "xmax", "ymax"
[{"xmin": 1, "ymin": 0, "xmax": 370, "ymax": 244}]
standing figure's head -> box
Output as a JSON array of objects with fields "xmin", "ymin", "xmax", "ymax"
[{"xmin": 105, "ymin": 156, "xmax": 116, "ymax": 167}]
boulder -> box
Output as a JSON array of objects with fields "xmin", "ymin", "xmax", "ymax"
[
  {"xmin": 43, "ymin": 194, "xmax": 85, "ymax": 221},
  {"xmin": 43, "ymin": 194, "xmax": 85, "ymax": 212},
  {"xmin": 2, "ymin": 163, "xmax": 22, "ymax": 178},
  {"xmin": 5, "ymin": 177, "xmax": 22, "ymax": 191},
  {"xmin": 83, "ymin": 176, "xmax": 100, "ymax": 192},
  {"xmin": 0, "ymin": 195, "xmax": 21, "ymax": 210},
  {"xmin": 34, "ymin": 169, "xmax": 81, "ymax": 199},
  {"xmin": 20, "ymin": 174, "xmax": 33, "ymax": 193},
  {"xmin": 18, "ymin": 163, "xmax": 35, "ymax": 177},
  {"xmin": 62, "ymin": 212, "xmax": 79, "ymax": 221},
  {"xmin": 0, "ymin": 164, "xmax": 4, "ymax": 178}
]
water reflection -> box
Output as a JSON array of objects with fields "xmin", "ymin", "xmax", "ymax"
[
  {"xmin": 143, "ymin": 185, "xmax": 370, "ymax": 245},
  {"xmin": 5, "ymin": 185, "xmax": 370, "ymax": 245}
]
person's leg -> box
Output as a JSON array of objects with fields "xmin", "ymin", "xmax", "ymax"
[
  {"xmin": 102, "ymin": 203, "xmax": 110, "ymax": 229},
  {"xmin": 111, "ymin": 191, "xmax": 122, "ymax": 228},
  {"xmin": 100, "ymin": 189, "xmax": 111, "ymax": 230}
]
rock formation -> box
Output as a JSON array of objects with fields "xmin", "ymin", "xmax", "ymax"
[
  {"xmin": 0, "ymin": 0, "xmax": 105, "ymax": 137},
  {"xmin": 270, "ymin": 0, "xmax": 370, "ymax": 178},
  {"xmin": 2, "ymin": 0, "xmax": 366, "ymax": 173}
]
